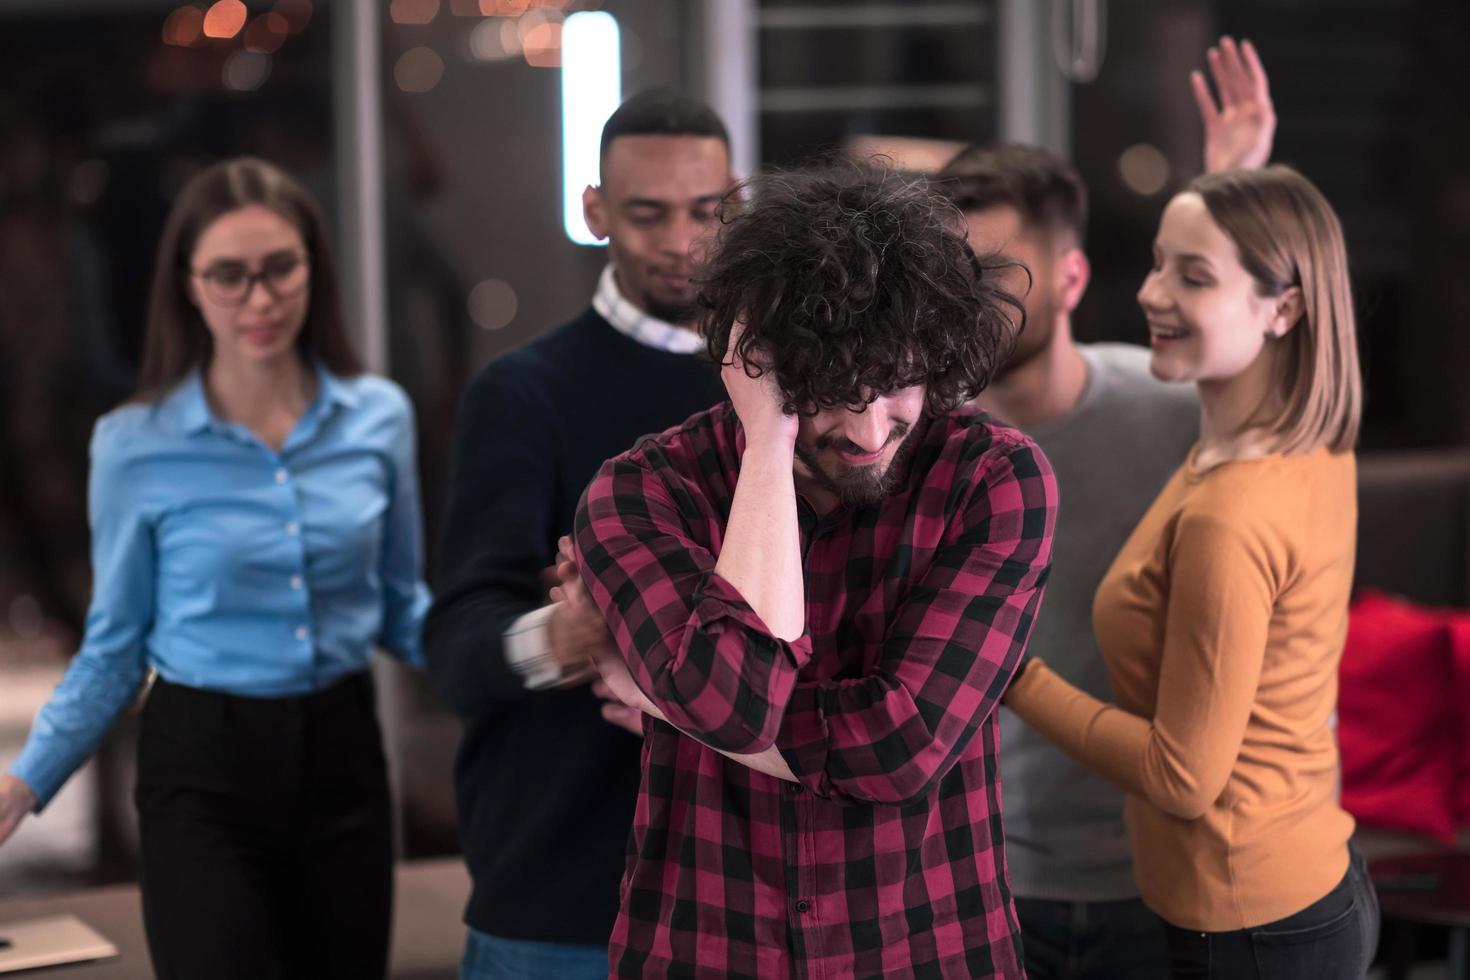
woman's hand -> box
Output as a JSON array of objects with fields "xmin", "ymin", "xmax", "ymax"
[
  {"xmin": 0, "ymin": 774, "xmax": 38, "ymax": 846},
  {"xmin": 1193, "ymin": 36, "xmax": 1276, "ymax": 173},
  {"xmin": 547, "ymin": 536, "xmax": 613, "ymax": 687}
]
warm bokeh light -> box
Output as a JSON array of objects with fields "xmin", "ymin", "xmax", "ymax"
[
  {"xmin": 467, "ymin": 280, "xmax": 518, "ymax": 331},
  {"xmin": 522, "ymin": 22, "xmax": 562, "ymax": 67},
  {"xmin": 498, "ymin": 18, "xmax": 523, "ymax": 55},
  {"xmin": 391, "ymin": 0, "xmax": 440, "ymax": 25},
  {"xmin": 272, "ymin": 0, "xmax": 313, "ymax": 34},
  {"xmin": 468, "ymin": 18, "xmax": 519, "ymax": 61},
  {"xmin": 162, "ymin": 5, "xmax": 204, "ymax": 47},
  {"xmin": 516, "ymin": 6, "xmax": 562, "ymax": 43},
  {"xmin": 223, "ymin": 51, "xmax": 273, "ymax": 91},
  {"xmin": 395, "ymin": 46, "xmax": 446, "ymax": 92},
  {"xmin": 1118, "ymin": 143, "xmax": 1171, "ymax": 196},
  {"xmin": 487, "ymin": 0, "xmax": 530, "ymax": 15},
  {"xmin": 202, "ymin": 0, "xmax": 248, "ymax": 39},
  {"xmin": 243, "ymin": 13, "xmax": 289, "ymax": 53}
]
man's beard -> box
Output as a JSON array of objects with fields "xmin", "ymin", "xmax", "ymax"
[
  {"xmin": 643, "ymin": 292, "xmax": 699, "ymax": 327},
  {"xmin": 794, "ymin": 424, "xmax": 916, "ymax": 507},
  {"xmin": 996, "ymin": 297, "xmax": 1057, "ymax": 378}
]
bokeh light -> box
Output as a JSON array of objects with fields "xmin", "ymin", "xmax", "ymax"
[
  {"xmin": 516, "ymin": 6, "xmax": 562, "ymax": 41},
  {"xmin": 244, "ymin": 13, "xmax": 290, "ymax": 53},
  {"xmin": 522, "ymin": 22, "xmax": 562, "ymax": 67},
  {"xmin": 391, "ymin": 0, "xmax": 440, "ymax": 25},
  {"xmin": 162, "ymin": 6, "xmax": 204, "ymax": 47},
  {"xmin": 1118, "ymin": 143, "xmax": 1170, "ymax": 196},
  {"xmin": 395, "ymin": 46, "xmax": 446, "ymax": 93},
  {"xmin": 202, "ymin": 0, "xmax": 248, "ymax": 39},
  {"xmin": 468, "ymin": 280, "xmax": 518, "ymax": 331},
  {"xmin": 468, "ymin": 18, "xmax": 519, "ymax": 61},
  {"xmin": 273, "ymin": 0, "xmax": 313, "ymax": 34},
  {"xmin": 223, "ymin": 50, "xmax": 273, "ymax": 91},
  {"xmin": 499, "ymin": 18, "xmax": 524, "ymax": 55}
]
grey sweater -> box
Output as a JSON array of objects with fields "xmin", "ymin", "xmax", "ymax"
[{"xmin": 1000, "ymin": 343, "xmax": 1198, "ymax": 901}]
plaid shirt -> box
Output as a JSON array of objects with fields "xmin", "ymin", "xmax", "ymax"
[{"xmin": 574, "ymin": 401, "xmax": 1056, "ymax": 979}]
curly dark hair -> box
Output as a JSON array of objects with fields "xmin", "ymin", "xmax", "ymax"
[{"xmin": 698, "ymin": 161, "xmax": 1021, "ymax": 416}]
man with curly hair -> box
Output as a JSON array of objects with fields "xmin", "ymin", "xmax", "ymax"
[{"xmin": 558, "ymin": 163, "xmax": 1057, "ymax": 978}]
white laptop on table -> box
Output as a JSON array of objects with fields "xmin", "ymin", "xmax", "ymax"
[{"xmin": 0, "ymin": 915, "xmax": 118, "ymax": 973}]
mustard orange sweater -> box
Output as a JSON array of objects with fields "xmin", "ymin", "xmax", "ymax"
[{"xmin": 1006, "ymin": 446, "xmax": 1357, "ymax": 931}]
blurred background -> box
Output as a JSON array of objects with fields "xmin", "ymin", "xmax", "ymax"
[{"xmin": 1, "ymin": 0, "xmax": 1467, "ymax": 896}]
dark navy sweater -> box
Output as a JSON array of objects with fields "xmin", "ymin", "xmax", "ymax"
[{"xmin": 423, "ymin": 306, "xmax": 726, "ymax": 943}]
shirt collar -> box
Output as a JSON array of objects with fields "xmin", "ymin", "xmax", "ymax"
[
  {"xmin": 171, "ymin": 371, "xmax": 213, "ymax": 435},
  {"xmin": 592, "ymin": 264, "xmax": 705, "ymax": 355},
  {"xmin": 169, "ymin": 359, "xmax": 355, "ymax": 436}
]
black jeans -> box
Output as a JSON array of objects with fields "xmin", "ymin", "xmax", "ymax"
[
  {"xmin": 1162, "ymin": 849, "xmax": 1379, "ymax": 979},
  {"xmin": 1016, "ymin": 895, "xmax": 1169, "ymax": 979},
  {"xmin": 134, "ymin": 672, "xmax": 393, "ymax": 980}
]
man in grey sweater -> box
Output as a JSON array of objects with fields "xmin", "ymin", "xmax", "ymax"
[{"xmin": 936, "ymin": 36, "xmax": 1276, "ymax": 979}]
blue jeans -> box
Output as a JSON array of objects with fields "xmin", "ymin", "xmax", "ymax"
[
  {"xmin": 1015, "ymin": 895, "xmax": 1170, "ymax": 979},
  {"xmin": 460, "ymin": 929, "xmax": 608, "ymax": 980},
  {"xmin": 1161, "ymin": 849, "xmax": 1379, "ymax": 979}
]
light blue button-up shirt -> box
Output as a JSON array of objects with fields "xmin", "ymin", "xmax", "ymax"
[{"xmin": 10, "ymin": 366, "xmax": 432, "ymax": 808}]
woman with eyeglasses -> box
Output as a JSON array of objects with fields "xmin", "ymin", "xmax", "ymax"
[{"xmin": 0, "ymin": 157, "xmax": 430, "ymax": 979}]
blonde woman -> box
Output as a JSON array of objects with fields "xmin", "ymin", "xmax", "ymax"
[{"xmin": 1004, "ymin": 165, "xmax": 1377, "ymax": 979}]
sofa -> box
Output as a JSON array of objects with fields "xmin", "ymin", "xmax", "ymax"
[{"xmin": 1350, "ymin": 448, "xmax": 1470, "ymax": 977}]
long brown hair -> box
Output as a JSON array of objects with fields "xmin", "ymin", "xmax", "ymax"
[
  {"xmin": 135, "ymin": 157, "xmax": 361, "ymax": 399},
  {"xmin": 1187, "ymin": 165, "xmax": 1361, "ymax": 454}
]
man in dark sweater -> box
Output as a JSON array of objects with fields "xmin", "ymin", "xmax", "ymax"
[{"xmin": 423, "ymin": 90, "xmax": 732, "ymax": 978}]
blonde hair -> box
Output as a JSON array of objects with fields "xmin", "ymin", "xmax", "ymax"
[{"xmin": 1187, "ymin": 165, "xmax": 1361, "ymax": 454}]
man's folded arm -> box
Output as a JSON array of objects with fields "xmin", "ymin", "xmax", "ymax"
[
  {"xmin": 776, "ymin": 442, "xmax": 1057, "ymax": 806},
  {"xmin": 574, "ymin": 454, "xmax": 812, "ymax": 754}
]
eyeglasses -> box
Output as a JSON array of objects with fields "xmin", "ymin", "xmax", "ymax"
[{"xmin": 191, "ymin": 252, "xmax": 310, "ymax": 307}]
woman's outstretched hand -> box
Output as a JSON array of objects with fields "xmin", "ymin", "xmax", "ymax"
[{"xmin": 0, "ymin": 774, "xmax": 38, "ymax": 846}]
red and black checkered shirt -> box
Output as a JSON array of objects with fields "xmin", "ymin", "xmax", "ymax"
[{"xmin": 574, "ymin": 401, "xmax": 1056, "ymax": 979}]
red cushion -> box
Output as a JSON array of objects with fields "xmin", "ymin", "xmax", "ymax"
[
  {"xmin": 1338, "ymin": 590, "xmax": 1457, "ymax": 843},
  {"xmin": 1448, "ymin": 612, "xmax": 1470, "ymax": 828}
]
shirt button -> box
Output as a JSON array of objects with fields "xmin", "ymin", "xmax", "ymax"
[
  {"xmin": 275, "ymin": 469, "xmax": 288, "ymax": 484},
  {"xmin": 795, "ymin": 900, "xmax": 810, "ymax": 913},
  {"xmin": 286, "ymin": 521, "xmax": 300, "ymax": 536},
  {"xmin": 290, "ymin": 575, "xmax": 303, "ymax": 590},
  {"xmin": 295, "ymin": 626, "xmax": 308, "ymax": 641}
]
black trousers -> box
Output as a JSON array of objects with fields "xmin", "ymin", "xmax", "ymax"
[
  {"xmin": 134, "ymin": 672, "xmax": 393, "ymax": 980},
  {"xmin": 1162, "ymin": 849, "xmax": 1380, "ymax": 979}
]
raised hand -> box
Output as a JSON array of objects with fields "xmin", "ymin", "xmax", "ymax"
[
  {"xmin": 720, "ymin": 322, "xmax": 799, "ymax": 453},
  {"xmin": 1192, "ymin": 36, "xmax": 1276, "ymax": 173}
]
